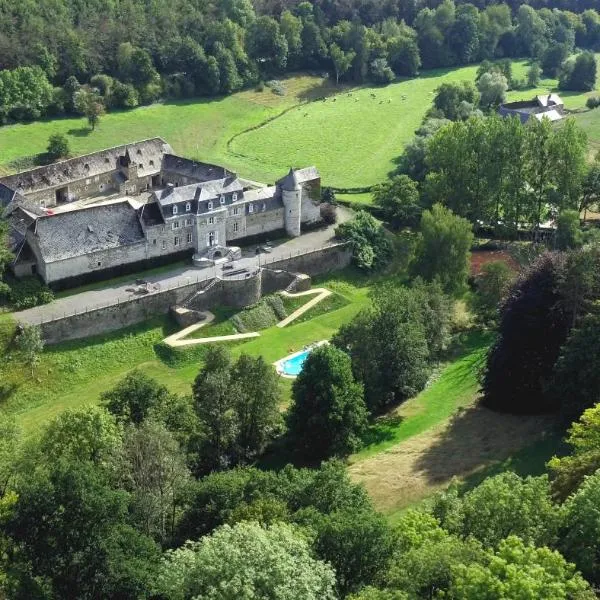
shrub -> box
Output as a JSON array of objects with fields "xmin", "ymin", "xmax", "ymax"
[
  {"xmin": 266, "ymin": 80, "xmax": 286, "ymax": 96},
  {"xmin": 46, "ymin": 133, "xmax": 70, "ymax": 161},
  {"xmin": 7, "ymin": 277, "xmax": 53, "ymax": 310},
  {"xmin": 586, "ymin": 96, "xmax": 600, "ymax": 109},
  {"xmin": 321, "ymin": 203, "xmax": 337, "ymax": 225}
]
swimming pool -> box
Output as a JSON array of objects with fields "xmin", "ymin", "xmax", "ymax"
[{"xmin": 280, "ymin": 349, "xmax": 311, "ymax": 376}]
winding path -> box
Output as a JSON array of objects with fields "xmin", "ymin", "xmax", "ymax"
[{"xmin": 163, "ymin": 288, "xmax": 331, "ymax": 348}]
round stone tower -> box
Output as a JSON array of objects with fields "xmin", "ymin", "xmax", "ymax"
[{"xmin": 281, "ymin": 168, "xmax": 302, "ymax": 237}]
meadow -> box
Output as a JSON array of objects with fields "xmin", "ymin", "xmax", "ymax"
[{"xmin": 0, "ymin": 59, "xmax": 596, "ymax": 193}]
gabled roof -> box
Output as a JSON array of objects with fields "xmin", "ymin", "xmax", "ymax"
[
  {"xmin": 156, "ymin": 177, "xmax": 244, "ymax": 206},
  {"xmin": 0, "ymin": 138, "xmax": 171, "ymax": 196},
  {"xmin": 278, "ymin": 167, "xmax": 320, "ymax": 191},
  {"xmin": 536, "ymin": 93, "xmax": 563, "ymax": 108},
  {"xmin": 32, "ymin": 201, "xmax": 145, "ymax": 262},
  {"xmin": 534, "ymin": 109, "xmax": 563, "ymax": 122},
  {"xmin": 161, "ymin": 154, "xmax": 229, "ymax": 182}
]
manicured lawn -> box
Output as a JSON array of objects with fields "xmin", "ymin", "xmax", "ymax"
[{"xmin": 351, "ymin": 330, "xmax": 492, "ymax": 462}]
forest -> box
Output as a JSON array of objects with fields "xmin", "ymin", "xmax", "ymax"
[{"xmin": 1, "ymin": 0, "xmax": 600, "ymax": 123}]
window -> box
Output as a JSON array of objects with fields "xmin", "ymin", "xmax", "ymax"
[
  {"xmin": 172, "ymin": 221, "xmax": 180, "ymax": 230},
  {"xmin": 233, "ymin": 222, "xmax": 239, "ymax": 233},
  {"xmin": 137, "ymin": 148, "xmax": 142, "ymax": 155},
  {"xmin": 232, "ymin": 192, "xmax": 238, "ymax": 201},
  {"xmin": 187, "ymin": 232, "xmax": 193, "ymax": 243},
  {"xmin": 153, "ymin": 239, "xmax": 157, "ymax": 245},
  {"xmin": 209, "ymin": 216, "xmax": 214, "ymax": 225},
  {"xmin": 174, "ymin": 236, "xmax": 180, "ymax": 246},
  {"xmin": 85, "ymin": 178, "xmax": 91, "ymax": 185},
  {"xmin": 84, "ymin": 164, "xmax": 89, "ymax": 171},
  {"xmin": 248, "ymin": 204, "xmax": 254, "ymax": 214},
  {"xmin": 233, "ymin": 206, "xmax": 239, "ymax": 216},
  {"xmin": 162, "ymin": 240, "xmax": 166, "ymax": 249},
  {"xmin": 220, "ymin": 195, "xmax": 226, "ymax": 205},
  {"xmin": 185, "ymin": 218, "xmax": 192, "ymax": 227},
  {"xmin": 208, "ymin": 201, "xmax": 213, "ymax": 210},
  {"xmin": 185, "ymin": 202, "xmax": 191, "ymax": 212},
  {"xmin": 149, "ymin": 160, "xmax": 154, "ymax": 167},
  {"xmin": 97, "ymin": 261, "xmax": 102, "ymax": 267},
  {"xmin": 172, "ymin": 205, "xmax": 178, "ymax": 215},
  {"xmin": 138, "ymin": 163, "xmax": 143, "ymax": 169}
]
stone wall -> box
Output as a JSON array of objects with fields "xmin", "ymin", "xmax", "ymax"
[
  {"xmin": 266, "ymin": 244, "xmax": 351, "ymax": 276},
  {"xmin": 36, "ymin": 243, "xmax": 351, "ymax": 344}
]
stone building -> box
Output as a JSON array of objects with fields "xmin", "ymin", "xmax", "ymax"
[
  {"xmin": 498, "ymin": 93, "xmax": 565, "ymax": 124},
  {"xmin": 0, "ymin": 138, "xmax": 322, "ymax": 288}
]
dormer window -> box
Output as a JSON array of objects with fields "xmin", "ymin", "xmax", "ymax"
[
  {"xmin": 84, "ymin": 164, "xmax": 89, "ymax": 171},
  {"xmin": 105, "ymin": 157, "xmax": 110, "ymax": 164},
  {"xmin": 220, "ymin": 195, "xmax": 226, "ymax": 205},
  {"xmin": 138, "ymin": 163, "xmax": 143, "ymax": 169},
  {"xmin": 173, "ymin": 206, "xmax": 178, "ymax": 215},
  {"xmin": 232, "ymin": 192, "xmax": 238, "ymax": 202},
  {"xmin": 208, "ymin": 201, "xmax": 213, "ymax": 210},
  {"xmin": 185, "ymin": 202, "xmax": 191, "ymax": 212},
  {"xmin": 137, "ymin": 148, "xmax": 142, "ymax": 155},
  {"xmin": 149, "ymin": 160, "xmax": 154, "ymax": 167},
  {"xmin": 248, "ymin": 204, "xmax": 254, "ymax": 214}
]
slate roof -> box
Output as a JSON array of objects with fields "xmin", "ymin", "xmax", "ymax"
[
  {"xmin": 0, "ymin": 138, "xmax": 171, "ymax": 196},
  {"xmin": 161, "ymin": 154, "xmax": 228, "ymax": 182},
  {"xmin": 534, "ymin": 109, "xmax": 563, "ymax": 122},
  {"xmin": 243, "ymin": 186, "xmax": 277, "ymax": 202},
  {"xmin": 537, "ymin": 93, "xmax": 563, "ymax": 108},
  {"xmin": 278, "ymin": 167, "xmax": 320, "ymax": 191},
  {"xmin": 0, "ymin": 183, "xmax": 15, "ymax": 210},
  {"xmin": 33, "ymin": 201, "xmax": 145, "ymax": 262},
  {"xmin": 156, "ymin": 177, "xmax": 244, "ymax": 206},
  {"xmin": 6, "ymin": 208, "xmax": 34, "ymax": 253},
  {"xmin": 138, "ymin": 202, "xmax": 165, "ymax": 227}
]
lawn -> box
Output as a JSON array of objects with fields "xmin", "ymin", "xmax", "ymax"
[
  {"xmin": 350, "ymin": 330, "xmax": 492, "ymax": 462},
  {"xmin": 348, "ymin": 328, "xmax": 559, "ymax": 515},
  {"xmin": 1, "ymin": 268, "xmax": 373, "ymax": 433},
  {"xmin": 2, "ymin": 60, "xmax": 595, "ymax": 192}
]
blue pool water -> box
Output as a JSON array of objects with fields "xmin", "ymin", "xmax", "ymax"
[{"xmin": 281, "ymin": 349, "xmax": 311, "ymax": 376}]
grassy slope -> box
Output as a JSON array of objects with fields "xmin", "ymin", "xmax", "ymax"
[
  {"xmin": 2, "ymin": 60, "xmax": 595, "ymax": 188},
  {"xmin": 351, "ymin": 330, "xmax": 491, "ymax": 462},
  {"xmin": 2, "ymin": 269, "xmax": 371, "ymax": 433}
]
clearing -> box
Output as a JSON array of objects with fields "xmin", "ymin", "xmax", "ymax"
[
  {"xmin": 0, "ymin": 60, "xmax": 595, "ymax": 191},
  {"xmin": 348, "ymin": 331, "xmax": 558, "ymax": 516}
]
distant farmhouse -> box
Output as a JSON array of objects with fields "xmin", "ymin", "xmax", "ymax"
[
  {"xmin": 498, "ymin": 93, "xmax": 565, "ymax": 124},
  {"xmin": 0, "ymin": 138, "xmax": 322, "ymax": 289}
]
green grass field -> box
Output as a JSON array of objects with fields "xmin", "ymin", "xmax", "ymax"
[
  {"xmin": 0, "ymin": 269, "xmax": 373, "ymax": 433},
  {"xmin": 1, "ymin": 59, "xmax": 595, "ymax": 191}
]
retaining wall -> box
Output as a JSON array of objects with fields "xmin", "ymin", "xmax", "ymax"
[{"xmin": 37, "ymin": 243, "xmax": 351, "ymax": 344}]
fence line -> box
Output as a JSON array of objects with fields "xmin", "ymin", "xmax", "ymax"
[{"xmin": 34, "ymin": 243, "xmax": 345, "ymax": 326}]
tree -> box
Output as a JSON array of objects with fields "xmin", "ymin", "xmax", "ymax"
[
  {"xmin": 559, "ymin": 52, "xmax": 597, "ymax": 92},
  {"xmin": 527, "ymin": 62, "xmax": 542, "ymax": 87},
  {"xmin": 333, "ymin": 286, "xmax": 435, "ymax": 414},
  {"xmin": 472, "ymin": 260, "xmax": 515, "ymax": 325},
  {"xmin": 46, "ymin": 133, "xmax": 70, "ymax": 161},
  {"xmin": 432, "ymin": 81, "xmax": 479, "ymax": 121},
  {"xmin": 373, "ymin": 174, "xmax": 421, "ymax": 228},
  {"xmin": 561, "ymin": 471, "xmax": 600, "ymax": 586},
  {"xmin": 120, "ymin": 419, "xmax": 191, "ymax": 544},
  {"xmin": 6, "ymin": 459, "xmax": 160, "ymax": 599},
  {"xmin": 387, "ymin": 30, "xmax": 420, "ymax": 77},
  {"xmin": 385, "ymin": 509, "xmax": 485, "ymax": 598},
  {"xmin": 288, "ymin": 345, "xmax": 367, "ymax": 460},
  {"xmin": 231, "ymin": 353, "xmax": 282, "ymax": 462},
  {"xmin": 39, "ymin": 406, "xmax": 122, "ymax": 468},
  {"xmin": 541, "ymin": 43, "xmax": 570, "ymax": 78},
  {"xmin": 73, "ymin": 88, "xmax": 104, "ymax": 130},
  {"xmin": 247, "ymin": 16, "xmax": 288, "ymax": 71},
  {"xmin": 192, "ymin": 346, "xmax": 240, "ymax": 471},
  {"xmin": 433, "ymin": 473, "xmax": 563, "ymax": 548},
  {"xmin": 335, "ymin": 211, "xmax": 393, "ymax": 271},
  {"xmin": 155, "ymin": 522, "xmax": 336, "ymax": 600},
  {"xmin": 450, "ymin": 536, "xmax": 594, "ymax": 599},
  {"xmin": 102, "ymin": 370, "xmax": 173, "ymax": 425},
  {"xmin": 547, "ymin": 315, "xmax": 600, "ymax": 426},
  {"xmin": 330, "ymin": 43, "xmax": 355, "ymax": 85},
  {"xmin": 314, "ymin": 509, "xmax": 398, "ymax": 597},
  {"xmin": 482, "ymin": 253, "xmax": 570, "ymax": 414},
  {"xmin": 413, "ymin": 204, "xmax": 474, "ymax": 296},
  {"xmin": 556, "ymin": 209, "xmax": 583, "ymax": 250},
  {"xmin": 15, "ymin": 324, "xmax": 44, "ymax": 376},
  {"xmin": 477, "ymin": 70, "xmax": 508, "ymax": 110},
  {"xmin": 548, "ymin": 403, "xmax": 600, "ymax": 502}
]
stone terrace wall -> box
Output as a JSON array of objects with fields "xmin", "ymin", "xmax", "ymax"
[{"xmin": 37, "ymin": 243, "xmax": 352, "ymax": 344}]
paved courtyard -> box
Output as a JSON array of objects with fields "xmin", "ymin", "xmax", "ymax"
[{"xmin": 15, "ymin": 207, "xmax": 352, "ymax": 325}]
